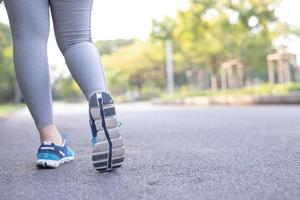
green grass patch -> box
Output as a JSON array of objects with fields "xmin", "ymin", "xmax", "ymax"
[
  {"xmin": 160, "ymin": 83, "xmax": 300, "ymax": 100},
  {"xmin": 0, "ymin": 103, "xmax": 25, "ymax": 117}
]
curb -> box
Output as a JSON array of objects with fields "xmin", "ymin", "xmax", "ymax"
[{"xmin": 152, "ymin": 94, "xmax": 300, "ymax": 106}]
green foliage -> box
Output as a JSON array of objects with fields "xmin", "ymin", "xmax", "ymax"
[
  {"xmin": 52, "ymin": 76, "xmax": 84, "ymax": 101},
  {"xmin": 151, "ymin": 17, "xmax": 175, "ymax": 40},
  {"xmin": 0, "ymin": 23, "xmax": 15, "ymax": 103},
  {"xmin": 241, "ymin": 82, "xmax": 300, "ymax": 95},
  {"xmin": 102, "ymin": 40, "xmax": 165, "ymax": 97},
  {"xmin": 95, "ymin": 39, "xmax": 135, "ymax": 56},
  {"xmin": 226, "ymin": 0, "xmax": 279, "ymax": 76},
  {"xmin": 161, "ymin": 83, "xmax": 300, "ymax": 100},
  {"xmin": 0, "ymin": 103, "xmax": 25, "ymax": 117},
  {"xmin": 170, "ymin": 0, "xmax": 282, "ymax": 88},
  {"xmin": 140, "ymin": 86, "xmax": 163, "ymax": 100}
]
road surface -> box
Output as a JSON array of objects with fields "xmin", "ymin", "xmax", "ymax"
[{"xmin": 0, "ymin": 102, "xmax": 300, "ymax": 200}]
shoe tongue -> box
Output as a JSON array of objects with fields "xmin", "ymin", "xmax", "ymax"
[{"xmin": 43, "ymin": 141, "xmax": 54, "ymax": 145}]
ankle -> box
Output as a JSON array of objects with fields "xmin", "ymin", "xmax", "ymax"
[{"xmin": 39, "ymin": 124, "xmax": 63, "ymax": 145}]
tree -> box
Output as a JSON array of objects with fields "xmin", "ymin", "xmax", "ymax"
[
  {"xmin": 172, "ymin": 0, "xmax": 282, "ymax": 90},
  {"xmin": 225, "ymin": 0, "xmax": 280, "ymax": 79},
  {"xmin": 102, "ymin": 40, "xmax": 165, "ymax": 97}
]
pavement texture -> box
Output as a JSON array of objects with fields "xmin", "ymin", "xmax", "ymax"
[{"xmin": 0, "ymin": 102, "xmax": 300, "ymax": 200}]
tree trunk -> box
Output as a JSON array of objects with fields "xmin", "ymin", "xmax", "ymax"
[{"xmin": 210, "ymin": 60, "xmax": 218, "ymax": 91}]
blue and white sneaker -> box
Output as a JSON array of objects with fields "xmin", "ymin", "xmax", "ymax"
[
  {"xmin": 36, "ymin": 137, "xmax": 75, "ymax": 168},
  {"xmin": 88, "ymin": 91, "xmax": 125, "ymax": 172}
]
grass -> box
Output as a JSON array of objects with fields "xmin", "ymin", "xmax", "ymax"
[
  {"xmin": 160, "ymin": 83, "xmax": 300, "ymax": 100},
  {"xmin": 0, "ymin": 103, "xmax": 25, "ymax": 117}
]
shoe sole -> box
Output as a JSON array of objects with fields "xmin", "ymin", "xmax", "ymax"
[
  {"xmin": 36, "ymin": 156, "xmax": 75, "ymax": 169},
  {"xmin": 89, "ymin": 92, "xmax": 125, "ymax": 172}
]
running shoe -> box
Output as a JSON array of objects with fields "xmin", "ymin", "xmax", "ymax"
[
  {"xmin": 88, "ymin": 91, "xmax": 125, "ymax": 172},
  {"xmin": 36, "ymin": 137, "xmax": 75, "ymax": 168}
]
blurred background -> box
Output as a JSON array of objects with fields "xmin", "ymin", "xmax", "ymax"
[{"xmin": 0, "ymin": 0, "xmax": 300, "ymax": 112}]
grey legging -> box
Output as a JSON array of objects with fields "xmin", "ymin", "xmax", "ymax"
[{"xmin": 4, "ymin": 0, "xmax": 108, "ymax": 129}]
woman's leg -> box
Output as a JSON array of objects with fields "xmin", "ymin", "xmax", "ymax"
[
  {"xmin": 49, "ymin": 0, "xmax": 108, "ymax": 101},
  {"xmin": 49, "ymin": 0, "xmax": 125, "ymax": 171},
  {"xmin": 4, "ymin": 0, "xmax": 62, "ymax": 144}
]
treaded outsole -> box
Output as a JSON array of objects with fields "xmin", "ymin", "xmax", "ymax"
[
  {"xmin": 36, "ymin": 156, "xmax": 74, "ymax": 169},
  {"xmin": 89, "ymin": 92, "xmax": 125, "ymax": 172}
]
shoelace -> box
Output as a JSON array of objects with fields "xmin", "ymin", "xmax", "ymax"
[
  {"xmin": 61, "ymin": 132, "xmax": 75, "ymax": 146},
  {"xmin": 91, "ymin": 121, "xmax": 123, "ymax": 145},
  {"xmin": 61, "ymin": 133, "xmax": 69, "ymax": 140}
]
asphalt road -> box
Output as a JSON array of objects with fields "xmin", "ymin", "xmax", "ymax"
[{"xmin": 0, "ymin": 102, "xmax": 300, "ymax": 200}]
